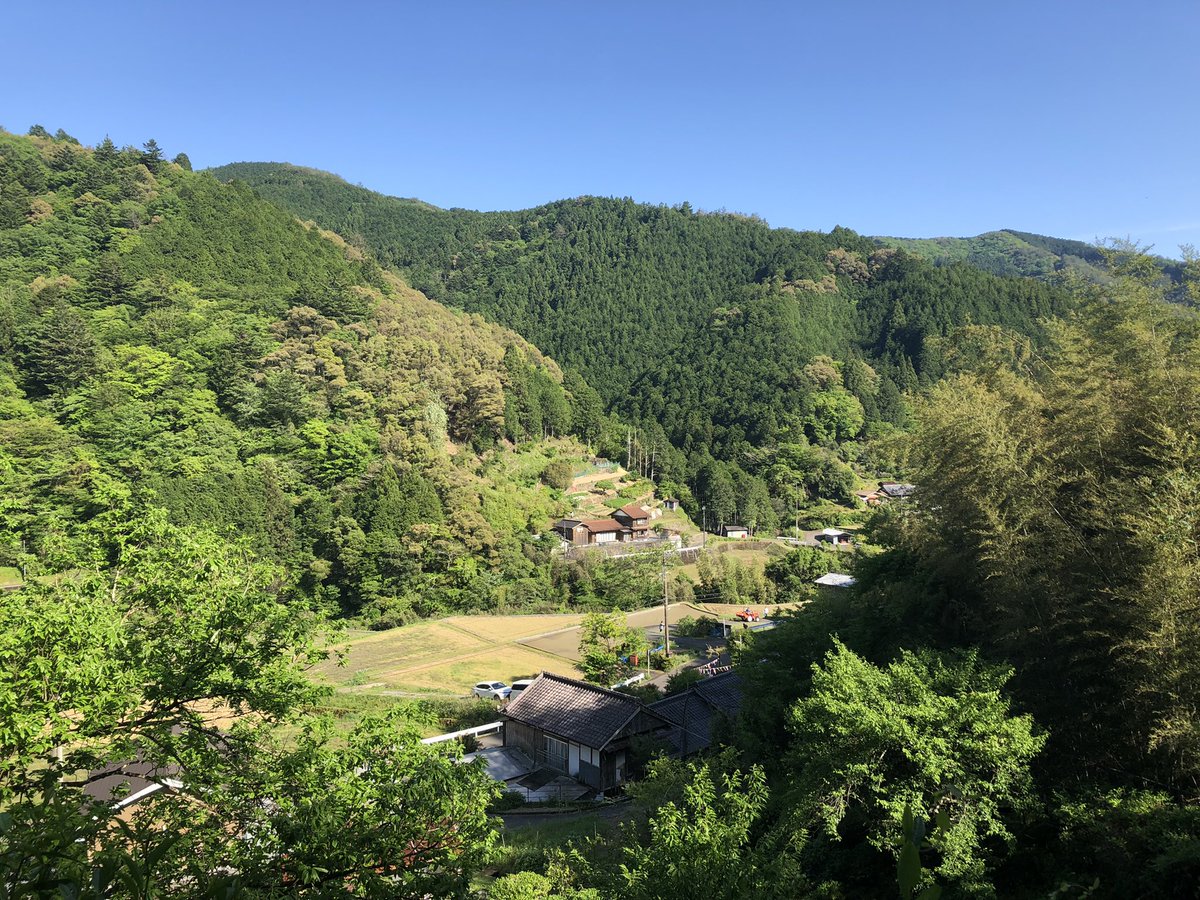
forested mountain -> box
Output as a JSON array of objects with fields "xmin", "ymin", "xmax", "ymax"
[
  {"xmin": 7, "ymin": 128, "xmax": 1200, "ymax": 899},
  {"xmin": 210, "ymin": 162, "xmax": 1073, "ymax": 527},
  {"xmin": 0, "ymin": 128, "xmax": 618, "ymax": 623},
  {"xmin": 876, "ymin": 227, "xmax": 1187, "ymax": 289}
]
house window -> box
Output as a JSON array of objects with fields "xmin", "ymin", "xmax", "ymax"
[{"xmin": 544, "ymin": 735, "xmax": 568, "ymax": 772}]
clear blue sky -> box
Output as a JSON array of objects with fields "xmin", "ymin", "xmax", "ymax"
[{"xmin": 4, "ymin": 1, "xmax": 1198, "ymax": 255}]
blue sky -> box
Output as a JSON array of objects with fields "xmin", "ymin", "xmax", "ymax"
[{"xmin": 4, "ymin": 1, "xmax": 1198, "ymax": 255}]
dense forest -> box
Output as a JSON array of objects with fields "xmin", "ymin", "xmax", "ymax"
[
  {"xmin": 210, "ymin": 163, "xmax": 1079, "ymax": 529},
  {"xmin": 6, "ymin": 128, "xmax": 1200, "ymax": 898},
  {"xmin": 0, "ymin": 128, "xmax": 642, "ymax": 624}
]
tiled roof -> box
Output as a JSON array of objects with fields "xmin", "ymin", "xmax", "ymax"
[
  {"xmin": 581, "ymin": 519, "xmax": 626, "ymax": 533},
  {"xmin": 617, "ymin": 503, "xmax": 649, "ymax": 519},
  {"xmin": 650, "ymin": 672, "xmax": 743, "ymax": 755},
  {"xmin": 503, "ymin": 673, "xmax": 658, "ymax": 749},
  {"xmin": 693, "ymin": 671, "xmax": 744, "ymax": 715}
]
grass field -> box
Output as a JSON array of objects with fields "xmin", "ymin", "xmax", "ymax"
[
  {"xmin": 445, "ymin": 614, "xmax": 585, "ymax": 642},
  {"xmin": 314, "ymin": 616, "xmax": 588, "ymax": 698},
  {"xmin": 0, "ymin": 567, "xmax": 22, "ymax": 589},
  {"xmin": 313, "ymin": 601, "xmax": 734, "ymax": 699}
]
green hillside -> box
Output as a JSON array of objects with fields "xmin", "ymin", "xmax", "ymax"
[
  {"xmin": 875, "ymin": 228, "xmax": 1185, "ymax": 288},
  {"xmin": 0, "ymin": 129, "xmax": 619, "ymax": 623},
  {"xmin": 210, "ymin": 162, "xmax": 1072, "ymax": 528}
]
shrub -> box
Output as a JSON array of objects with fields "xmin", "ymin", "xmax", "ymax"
[{"xmin": 540, "ymin": 460, "xmax": 574, "ymax": 491}]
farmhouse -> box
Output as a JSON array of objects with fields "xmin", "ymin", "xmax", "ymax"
[
  {"xmin": 612, "ymin": 503, "xmax": 652, "ymax": 539},
  {"xmin": 879, "ymin": 481, "xmax": 915, "ymax": 499},
  {"xmin": 553, "ymin": 517, "xmax": 629, "ymax": 545},
  {"xmin": 501, "ymin": 673, "xmax": 674, "ymax": 792},
  {"xmin": 854, "ymin": 489, "xmax": 884, "ymax": 506}
]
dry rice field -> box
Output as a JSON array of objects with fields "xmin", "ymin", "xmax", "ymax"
[{"xmin": 313, "ymin": 602, "xmax": 752, "ymax": 698}]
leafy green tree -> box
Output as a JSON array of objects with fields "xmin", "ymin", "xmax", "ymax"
[
  {"xmin": 764, "ymin": 545, "xmax": 841, "ymax": 596},
  {"xmin": 0, "ymin": 509, "xmax": 500, "ymax": 896},
  {"xmin": 786, "ymin": 641, "xmax": 1045, "ymax": 893},
  {"xmin": 541, "ymin": 459, "xmax": 575, "ymax": 491},
  {"xmin": 578, "ymin": 609, "xmax": 645, "ymax": 684},
  {"xmin": 618, "ymin": 762, "xmax": 784, "ymax": 900}
]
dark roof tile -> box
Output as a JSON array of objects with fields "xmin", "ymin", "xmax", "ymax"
[{"xmin": 503, "ymin": 673, "xmax": 660, "ymax": 749}]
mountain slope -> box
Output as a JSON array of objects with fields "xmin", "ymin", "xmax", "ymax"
[
  {"xmin": 875, "ymin": 228, "xmax": 1185, "ymax": 288},
  {"xmin": 0, "ymin": 130, "xmax": 606, "ymax": 621},
  {"xmin": 209, "ymin": 162, "xmax": 1074, "ymax": 526}
]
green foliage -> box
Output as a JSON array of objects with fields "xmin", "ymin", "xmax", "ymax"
[
  {"xmin": 1052, "ymin": 789, "xmax": 1200, "ymax": 898},
  {"xmin": 764, "ymin": 545, "xmax": 841, "ymax": 597},
  {"xmin": 786, "ymin": 641, "xmax": 1044, "ymax": 894},
  {"xmin": 209, "ymin": 163, "xmax": 1073, "ymax": 526},
  {"xmin": 577, "ymin": 609, "xmax": 646, "ymax": 684},
  {"xmin": 617, "ymin": 762, "xmax": 785, "ymax": 900},
  {"xmin": 889, "ymin": 284, "xmax": 1200, "ymax": 790},
  {"xmin": 541, "ymin": 459, "xmax": 575, "ymax": 491},
  {"xmin": 0, "ymin": 128, "xmax": 615, "ymax": 620}
]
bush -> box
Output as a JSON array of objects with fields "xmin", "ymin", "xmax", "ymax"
[
  {"xmin": 674, "ymin": 615, "xmax": 719, "ymax": 638},
  {"xmin": 489, "ymin": 790, "xmax": 528, "ymax": 813},
  {"xmin": 594, "ymin": 479, "xmax": 614, "ymax": 491},
  {"xmin": 488, "ymin": 872, "xmax": 552, "ymax": 899},
  {"xmin": 540, "ymin": 460, "xmax": 574, "ymax": 491}
]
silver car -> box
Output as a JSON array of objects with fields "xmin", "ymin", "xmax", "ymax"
[{"xmin": 473, "ymin": 681, "xmax": 511, "ymax": 700}]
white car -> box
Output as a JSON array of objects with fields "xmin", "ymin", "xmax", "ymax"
[{"xmin": 473, "ymin": 681, "xmax": 511, "ymax": 700}]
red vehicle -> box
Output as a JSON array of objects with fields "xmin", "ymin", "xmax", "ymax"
[{"xmin": 734, "ymin": 608, "xmax": 760, "ymax": 623}]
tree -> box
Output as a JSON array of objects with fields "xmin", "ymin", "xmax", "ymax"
[
  {"xmin": 541, "ymin": 459, "xmax": 575, "ymax": 491},
  {"xmin": 764, "ymin": 545, "xmax": 840, "ymax": 596},
  {"xmin": 140, "ymin": 138, "xmax": 164, "ymax": 172},
  {"xmin": 786, "ymin": 641, "xmax": 1045, "ymax": 893},
  {"xmin": 0, "ymin": 510, "xmax": 500, "ymax": 896},
  {"xmin": 578, "ymin": 609, "xmax": 645, "ymax": 684},
  {"xmin": 19, "ymin": 300, "xmax": 101, "ymax": 394},
  {"xmin": 618, "ymin": 762, "xmax": 785, "ymax": 900}
]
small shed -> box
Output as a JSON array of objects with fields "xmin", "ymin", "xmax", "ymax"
[
  {"xmin": 816, "ymin": 528, "xmax": 850, "ymax": 545},
  {"xmin": 650, "ymin": 672, "xmax": 744, "ymax": 756},
  {"xmin": 720, "ymin": 524, "xmax": 749, "ymax": 539},
  {"xmin": 662, "ymin": 497, "xmax": 681, "ymax": 511}
]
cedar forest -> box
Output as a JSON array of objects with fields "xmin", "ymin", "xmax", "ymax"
[{"xmin": 2, "ymin": 127, "xmax": 1199, "ymax": 898}]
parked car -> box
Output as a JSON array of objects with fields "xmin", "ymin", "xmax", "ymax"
[
  {"xmin": 473, "ymin": 681, "xmax": 511, "ymax": 700},
  {"xmin": 509, "ymin": 678, "xmax": 536, "ymax": 697}
]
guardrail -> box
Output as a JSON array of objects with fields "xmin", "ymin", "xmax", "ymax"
[{"xmin": 420, "ymin": 721, "xmax": 504, "ymax": 745}]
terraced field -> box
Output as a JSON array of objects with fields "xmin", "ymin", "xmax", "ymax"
[{"xmin": 311, "ymin": 601, "xmax": 781, "ymax": 699}]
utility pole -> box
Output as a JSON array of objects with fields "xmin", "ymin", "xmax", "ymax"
[
  {"xmin": 661, "ymin": 549, "xmax": 671, "ymax": 659},
  {"xmin": 702, "ymin": 505, "xmax": 706, "ymax": 549}
]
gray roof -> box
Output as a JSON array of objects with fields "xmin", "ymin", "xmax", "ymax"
[
  {"xmin": 503, "ymin": 673, "xmax": 667, "ymax": 749},
  {"xmin": 650, "ymin": 672, "xmax": 743, "ymax": 755}
]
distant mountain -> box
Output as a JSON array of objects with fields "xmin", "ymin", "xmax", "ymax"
[
  {"xmin": 209, "ymin": 162, "xmax": 1073, "ymax": 528},
  {"xmin": 874, "ymin": 228, "xmax": 1184, "ymax": 288}
]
